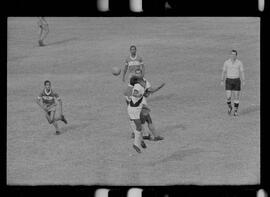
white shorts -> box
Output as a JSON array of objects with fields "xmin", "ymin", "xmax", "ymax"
[{"xmin": 127, "ymin": 105, "xmax": 142, "ymax": 120}]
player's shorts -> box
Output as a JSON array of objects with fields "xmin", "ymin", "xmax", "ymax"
[
  {"xmin": 127, "ymin": 105, "xmax": 142, "ymax": 120},
  {"xmin": 140, "ymin": 112, "xmax": 152, "ymax": 124},
  {"xmin": 225, "ymin": 78, "xmax": 241, "ymax": 91},
  {"xmin": 45, "ymin": 104, "xmax": 57, "ymax": 114}
]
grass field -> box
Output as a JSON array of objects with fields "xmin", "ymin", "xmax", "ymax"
[{"xmin": 7, "ymin": 17, "xmax": 260, "ymax": 185}]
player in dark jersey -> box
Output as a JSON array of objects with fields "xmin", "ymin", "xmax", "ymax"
[
  {"xmin": 35, "ymin": 80, "xmax": 67, "ymax": 135},
  {"xmin": 122, "ymin": 45, "xmax": 145, "ymax": 85}
]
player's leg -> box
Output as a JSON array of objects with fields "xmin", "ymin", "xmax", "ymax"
[
  {"xmin": 54, "ymin": 111, "xmax": 68, "ymax": 124},
  {"xmin": 127, "ymin": 106, "xmax": 146, "ymax": 153},
  {"xmin": 233, "ymin": 90, "xmax": 240, "ymax": 116},
  {"xmin": 39, "ymin": 23, "xmax": 49, "ymax": 46},
  {"xmin": 41, "ymin": 23, "xmax": 49, "ymax": 42},
  {"xmin": 38, "ymin": 25, "xmax": 45, "ymax": 46},
  {"xmin": 226, "ymin": 90, "xmax": 233, "ymax": 114},
  {"xmin": 49, "ymin": 110, "xmax": 61, "ymax": 134},
  {"xmin": 225, "ymin": 78, "xmax": 233, "ymax": 115},
  {"xmin": 232, "ymin": 79, "xmax": 241, "ymax": 116},
  {"xmin": 141, "ymin": 111, "xmax": 164, "ymax": 141},
  {"xmin": 45, "ymin": 111, "xmax": 53, "ymax": 124},
  {"xmin": 133, "ymin": 119, "xmax": 146, "ymax": 151}
]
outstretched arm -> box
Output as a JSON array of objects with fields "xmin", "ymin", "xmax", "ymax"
[{"xmin": 144, "ymin": 83, "xmax": 165, "ymax": 97}]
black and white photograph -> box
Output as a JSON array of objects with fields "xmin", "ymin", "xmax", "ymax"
[{"xmin": 7, "ymin": 16, "xmax": 260, "ymax": 186}]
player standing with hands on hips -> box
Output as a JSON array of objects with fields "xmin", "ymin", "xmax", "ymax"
[{"xmin": 221, "ymin": 50, "xmax": 245, "ymax": 116}]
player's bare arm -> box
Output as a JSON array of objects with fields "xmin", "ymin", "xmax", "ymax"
[
  {"xmin": 141, "ymin": 63, "xmax": 145, "ymax": 78},
  {"xmin": 122, "ymin": 64, "xmax": 128, "ymax": 82},
  {"xmin": 144, "ymin": 82, "xmax": 165, "ymax": 97},
  {"xmin": 240, "ymin": 65, "xmax": 245, "ymax": 85},
  {"xmin": 221, "ymin": 66, "xmax": 227, "ymax": 85},
  {"xmin": 35, "ymin": 97, "xmax": 48, "ymax": 112}
]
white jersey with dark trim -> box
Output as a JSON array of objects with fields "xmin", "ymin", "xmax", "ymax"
[{"xmin": 129, "ymin": 83, "xmax": 145, "ymax": 107}]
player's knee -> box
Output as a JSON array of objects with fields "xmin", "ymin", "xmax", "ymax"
[
  {"xmin": 145, "ymin": 114, "xmax": 152, "ymax": 124},
  {"xmin": 135, "ymin": 122, "xmax": 142, "ymax": 131},
  {"xmin": 48, "ymin": 119, "xmax": 54, "ymax": 124}
]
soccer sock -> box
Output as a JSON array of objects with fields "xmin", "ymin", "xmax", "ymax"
[
  {"xmin": 227, "ymin": 98, "xmax": 232, "ymax": 108},
  {"xmin": 133, "ymin": 129, "xmax": 142, "ymax": 147},
  {"xmin": 129, "ymin": 120, "xmax": 137, "ymax": 132},
  {"xmin": 52, "ymin": 121, "xmax": 59, "ymax": 131},
  {"xmin": 234, "ymin": 100, "xmax": 239, "ymax": 111}
]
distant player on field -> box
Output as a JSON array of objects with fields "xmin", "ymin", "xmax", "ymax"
[
  {"xmin": 122, "ymin": 45, "xmax": 145, "ymax": 85},
  {"xmin": 35, "ymin": 80, "xmax": 68, "ymax": 135},
  {"xmin": 221, "ymin": 50, "xmax": 245, "ymax": 116},
  {"xmin": 37, "ymin": 17, "xmax": 49, "ymax": 46}
]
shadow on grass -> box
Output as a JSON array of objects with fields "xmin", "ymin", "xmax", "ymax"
[
  {"xmin": 240, "ymin": 104, "xmax": 260, "ymax": 116},
  {"xmin": 60, "ymin": 122, "xmax": 90, "ymax": 134},
  {"xmin": 46, "ymin": 37, "xmax": 78, "ymax": 46},
  {"xmin": 148, "ymin": 148, "xmax": 204, "ymax": 166},
  {"xmin": 159, "ymin": 123, "xmax": 187, "ymax": 134}
]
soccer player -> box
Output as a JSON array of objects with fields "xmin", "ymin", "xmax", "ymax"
[
  {"xmin": 126, "ymin": 70, "xmax": 164, "ymax": 153},
  {"xmin": 127, "ymin": 78, "xmax": 147, "ymax": 153},
  {"xmin": 221, "ymin": 50, "xmax": 245, "ymax": 116},
  {"xmin": 37, "ymin": 17, "xmax": 49, "ymax": 46},
  {"xmin": 122, "ymin": 45, "xmax": 145, "ymax": 85},
  {"xmin": 35, "ymin": 80, "xmax": 68, "ymax": 135}
]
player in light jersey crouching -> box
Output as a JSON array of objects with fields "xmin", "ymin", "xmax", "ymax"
[
  {"xmin": 221, "ymin": 50, "xmax": 245, "ymax": 116},
  {"xmin": 35, "ymin": 80, "xmax": 67, "ymax": 135}
]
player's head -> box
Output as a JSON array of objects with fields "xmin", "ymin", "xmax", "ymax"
[
  {"xmin": 130, "ymin": 45, "xmax": 137, "ymax": 56},
  {"xmin": 44, "ymin": 80, "xmax": 51, "ymax": 90},
  {"xmin": 231, "ymin": 50, "xmax": 237, "ymax": 60}
]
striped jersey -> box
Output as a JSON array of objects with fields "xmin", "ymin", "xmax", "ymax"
[
  {"xmin": 125, "ymin": 55, "xmax": 144, "ymax": 77},
  {"xmin": 38, "ymin": 89, "xmax": 60, "ymax": 106}
]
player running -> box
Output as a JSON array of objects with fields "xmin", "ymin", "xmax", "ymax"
[
  {"xmin": 126, "ymin": 70, "xmax": 165, "ymax": 153},
  {"xmin": 37, "ymin": 17, "xmax": 49, "ymax": 46},
  {"xmin": 35, "ymin": 80, "xmax": 68, "ymax": 135},
  {"xmin": 221, "ymin": 50, "xmax": 245, "ymax": 116}
]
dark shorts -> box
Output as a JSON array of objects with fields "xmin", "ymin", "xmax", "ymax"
[
  {"xmin": 140, "ymin": 113, "xmax": 152, "ymax": 124},
  {"xmin": 225, "ymin": 78, "xmax": 241, "ymax": 91}
]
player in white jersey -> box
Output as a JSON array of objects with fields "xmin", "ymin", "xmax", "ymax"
[
  {"xmin": 122, "ymin": 45, "xmax": 145, "ymax": 85},
  {"xmin": 37, "ymin": 17, "xmax": 49, "ymax": 46},
  {"xmin": 221, "ymin": 50, "xmax": 245, "ymax": 116},
  {"xmin": 127, "ymin": 78, "xmax": 147, "ymax": 153},
  {"xmin": 126, "ymin": 70, "xmax": 165, "ymax": 153}
]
